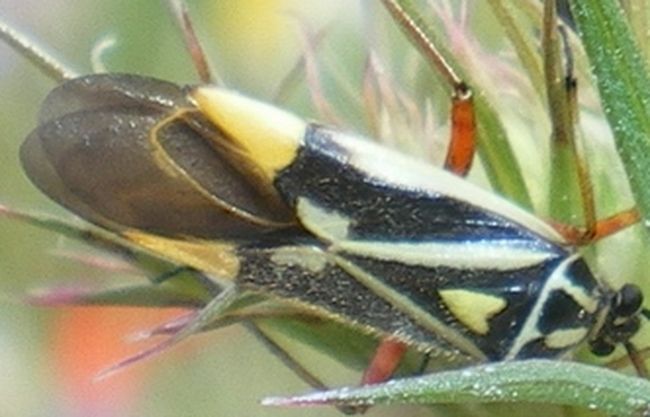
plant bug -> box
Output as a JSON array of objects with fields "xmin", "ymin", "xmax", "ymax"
[{"xmin": 1, "ymin": 0, "xmax": 650, "ymax": 415}]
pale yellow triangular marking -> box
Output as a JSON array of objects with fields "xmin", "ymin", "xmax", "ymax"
[
  {"xmin": 190, "ymin": 86, "xmax": 305, "ymax": 180},
  {"xmin": 439, "ymin": 289, "xmax": 507, "ymax": 335}
]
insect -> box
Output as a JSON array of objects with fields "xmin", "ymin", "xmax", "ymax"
[{"xmin": 1, "ymin": 0, "xmax": 648, "ymax": 409}]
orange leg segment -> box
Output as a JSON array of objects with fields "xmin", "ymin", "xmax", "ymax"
[
  {"xmin": 550, "ymin": 207, "xmax": 641, "ymax": 245},
  {"xmin": 361, "ymin": 338, "xmax": 408, "ymax": 386},
  {"xmin": 444, "ymin": 90, "xmax": 476, "ymax": 177}
]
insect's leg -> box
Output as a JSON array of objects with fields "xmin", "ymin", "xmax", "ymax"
[
  {"xmin": 542, "ymin": 14, "xmax": 641, "ymax": 244},
  {"xmin": 382, "ymin": 0, "xmax": 476, "ymax": 177},
  {"xmin": 361, "ymin": 339, "xmax": 408, "ymax": 385},
  {"xmin": 551, "ymin": 207, "xmax": 641, "ymax": 244},
  {"xmin": 445, "ymin": 84, "xmax": 476, "ymax": 176}
]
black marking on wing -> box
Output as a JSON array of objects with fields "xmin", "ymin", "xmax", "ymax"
[
  {"xmin": 342, "ymin": 253, "xmax": 564, "ymax": 360},
  {"xmin": 275, "ymin": 125, "xmax": 557, "ymax": 247},
  {"xmin": 234, "ymin": 242, "xmax": 472, "ymax": 361}
]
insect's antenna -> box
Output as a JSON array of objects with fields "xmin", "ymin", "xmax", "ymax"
[
  {"xmin": 166, "ymin": 0, "xmax": 222, "ymax": 85},
  {"xmin": 0, "ymin": 19, "xmax": 77, "ymax": 81}
]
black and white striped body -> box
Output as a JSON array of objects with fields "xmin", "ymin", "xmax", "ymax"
[
  {"xmin": 21, "ymin": 74, "xmax": 633, "ymax": 367},
  {"xmin": 235, "ymin": 125, "xmax": 609, "ymax": 362}
]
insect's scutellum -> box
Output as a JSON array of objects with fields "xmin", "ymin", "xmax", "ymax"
[{"xmin": 1, "ymin": 0, "xmax": 648, "ymax": 413}]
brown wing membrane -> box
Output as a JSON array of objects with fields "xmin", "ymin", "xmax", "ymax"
[
  {"xmin": 21, "ymin": 74, "xmax": 296, "ymax": 239},
  {"xmin": 37, "ymin": 74, "xmax": 190, "ymax": 123}
]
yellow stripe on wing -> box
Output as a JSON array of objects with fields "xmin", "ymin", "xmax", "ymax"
[{"xmin": 122, "ymin": 229, "xmax": 240, "ymax": 279}]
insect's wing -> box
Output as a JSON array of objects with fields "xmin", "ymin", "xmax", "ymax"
[
  {"xmin": 233, "ymin": 242, "xmax": 472, "ymax": 362},
  {"xmin": 267, "ymin": 126, "xmax": 599, "ymax": 361},
  {"xmin": 21, "ymin": 74, "xmax": 295, "ymax": 240},
  {"xmin": 184, "ymin": 89, "xmax": 597, "ymax": 361},
  {"xmin": 278, "ymin": 126, "xmax": 564, "ymax": 246},
  {"xmin": 35, "ymin": 73, "xmax": 189, "ymax": 123},
  {"xmin": 22, "ymin": 79, "xmax": 603, "ymax": 363}
]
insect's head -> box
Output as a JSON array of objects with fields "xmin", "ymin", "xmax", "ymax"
[{"xmin": 589, "ymin": 283, "xmax": 646, "ymax": 357}]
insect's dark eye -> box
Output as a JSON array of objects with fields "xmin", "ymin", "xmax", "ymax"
[
  {"xmin": 589, "ymin": 338, "xmax": 616, "ymax": 357},
  {"xmin": 613, "ymin": 317, "xmax": 641, "ymax": 339},
  {"xmin": 588, "ymin": 286, "xmax": 644, "ymax": 358},
  {"xmin": 614, "ymin": 284, "xmax": 643, "ymax": 318}
]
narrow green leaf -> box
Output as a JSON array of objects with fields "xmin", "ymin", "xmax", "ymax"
[
  {"xmin": 264, "ymin": 359, "xmax": 650, "ymax": 416},
  {"xmin": 568, "ymin": 0, "xmax": 650, "ymax": 220},
  {"xmin": 486, "ymin": 0, "xmax": 545, "ymax": 97}
]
